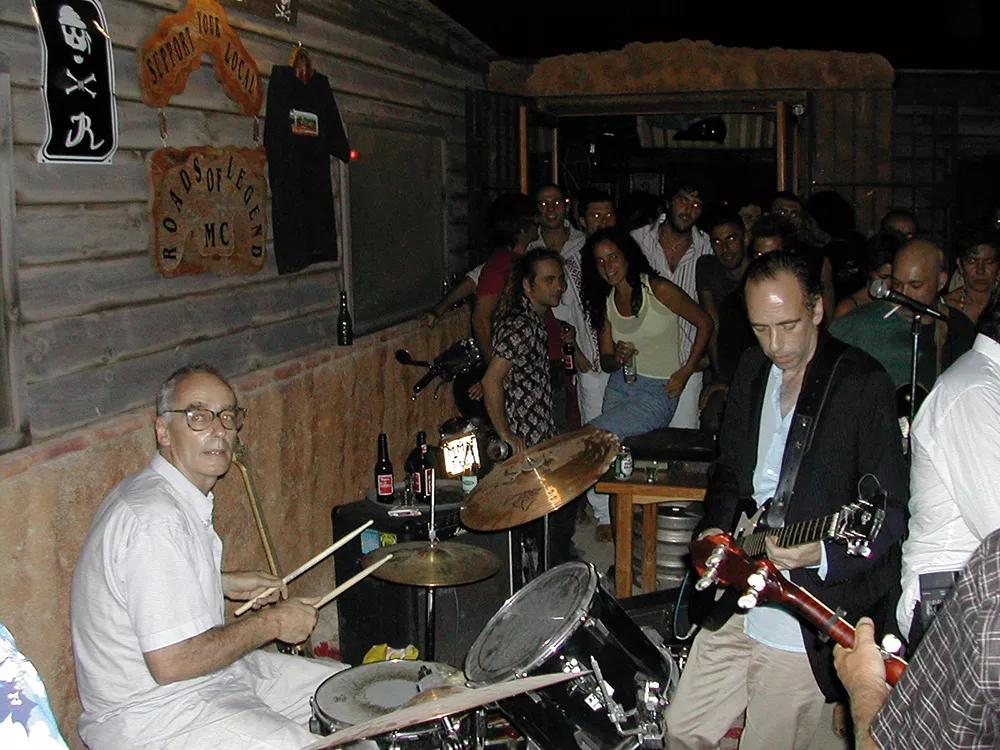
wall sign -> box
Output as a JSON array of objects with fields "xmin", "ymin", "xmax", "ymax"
[
  {"xmin": 220, "ymin": 0, "xmax": 298, "ymax": 26},
  {"xmin": 137, "ymin": 0, "xmax": 263, "ymax": 116},
  {"xmin": 32, "ymin": 0, "xmax": 118, "ymax": 163},
  {"xmin": 149, "ymin": 146, "xmax": 267, "ymax": 277}
]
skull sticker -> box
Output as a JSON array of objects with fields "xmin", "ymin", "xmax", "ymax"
[{"xmin": 58, "ymin": 5, "xmax": 91, "ymax": 63}]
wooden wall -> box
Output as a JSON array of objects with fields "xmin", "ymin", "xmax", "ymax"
[
  {"xmin": 0, "ymin": 0, "xmax": 485, "ymax": 438},
  {"xmin": 806, "ymin": 89, "xmax": 894, "ymax": 236}
]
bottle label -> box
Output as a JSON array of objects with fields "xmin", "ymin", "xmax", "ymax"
[
  {"xmin": 411, "ymin": 472, "xmax": 422, "ymax": 495},
  {"xmin": 377, "ymin": 474, "xmax": 394, "ymax": 496},
  {"xmin": 461, "ymin": 473, "xmax": 478, "ymax": 494},
  {"xmin": 424, "ymin": 468, "xmax": 434, "ymax": 496}
]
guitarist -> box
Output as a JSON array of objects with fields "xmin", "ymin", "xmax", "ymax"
[{"xmin": 666, "ymin": 251, "xmax": 908, "ymax": 750}]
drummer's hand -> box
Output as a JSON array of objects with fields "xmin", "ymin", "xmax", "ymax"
[
  {"xmin": 268, "ymin": 597, "xmax": 319, "ymax": 644},
  {"xmin": 468, "ymin": 380, "xmax": 484, "ymax": 400},
  {"xmin": 502, "ymin": 434, "xmax": 527, "ymax": 456},
  {"xmin": 222, "ymin": 571, "xmax": 287, "ymax": 604}
]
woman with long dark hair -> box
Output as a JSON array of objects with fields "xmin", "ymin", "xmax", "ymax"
[{"xmin": 581, "ymin": 228, "xmax": 713, "ymax": 437}]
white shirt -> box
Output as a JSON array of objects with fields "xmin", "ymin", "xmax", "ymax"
[
  {"xmin": 71, "ymin": 455, "xmax": 262, "ymax": 748},
  {"xmin": 551, "ymin": 233, "xmax": 601, "ymax": 370},
  {"xmin": 897, "ymin": 334, "xmax": 1000, "ymax": 635},
  {"xmin": 630, "ymin": 217, "xmax": 712, "ymax": 363}
]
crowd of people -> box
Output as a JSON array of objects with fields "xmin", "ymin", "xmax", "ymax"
[
  {"xmin": 11, "ymin": 177, "xmax": 997, "ymax": 749},
  {"xmin": 432, "ymin": 177, "xmax": 1000, "ymax": 749}
]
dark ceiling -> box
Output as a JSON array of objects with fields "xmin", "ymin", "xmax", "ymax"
[{"xmin": 429, "ymin": 1, "xmax": 999, "ymax": 71}]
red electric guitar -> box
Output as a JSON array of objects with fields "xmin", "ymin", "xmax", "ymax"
[{"xmin": 690, "ymin": 532, "xmax": 908, "ymax": 685}]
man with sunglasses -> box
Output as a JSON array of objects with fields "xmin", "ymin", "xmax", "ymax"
[{"xmin": 70, "ymin": 365, "xmax": 346, "ymax": 749}]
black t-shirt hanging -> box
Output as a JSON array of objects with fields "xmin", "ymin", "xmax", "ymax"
[{"xmin": 264, "ymin": 66, "xmax": 350, "ymax": 274}]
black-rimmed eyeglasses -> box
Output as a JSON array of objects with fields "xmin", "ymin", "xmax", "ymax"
[{"xmin": 162, "ymin": 407, "xmax": 246, "ymax": 431}]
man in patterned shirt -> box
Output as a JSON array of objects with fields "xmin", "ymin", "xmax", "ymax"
[
  {"xmin": 835, "ymin": 528, "xmax": 1000, "ymax": 750},
  {"xmin": 481, "ymin": 248, "xmax": 576, "ymax": 567}
]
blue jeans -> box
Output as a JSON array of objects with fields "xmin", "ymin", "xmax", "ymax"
[{"xmin": 588, "ymin": 369, "xmax": 678, "ymax": 439}]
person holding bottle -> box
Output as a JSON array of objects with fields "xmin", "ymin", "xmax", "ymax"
[{"xmin": 580, "ymin": 228, "xmax": 712, "ymax": 439}]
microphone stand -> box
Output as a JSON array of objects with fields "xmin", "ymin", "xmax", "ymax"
[{"xmin": 907, "ymin": 312, "xmax": 922, "ymax": 454}]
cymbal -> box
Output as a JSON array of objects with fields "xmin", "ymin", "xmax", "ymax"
[
  {"xmin": 302, "ymin": 671, "xmax": 586, "ymax": 749},
  {"xmin": 461, "ymin": 426, "xmax": 619, "ymax": 531},
  {"xmin": 362, "ymin": 540, "xmax": 501, "ymax": 587}
]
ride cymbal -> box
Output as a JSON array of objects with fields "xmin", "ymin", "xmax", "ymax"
[
  {"xmin": 362, "ymin": 540, "xmax": 501, "ymax": 587},
  {"xmin": 461, "ymin": 426, "xmax": 619, "ymax": 531}
]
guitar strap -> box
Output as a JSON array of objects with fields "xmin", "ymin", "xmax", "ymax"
[{"xmin": 766, "ymin": 336, "xmax": 849, "ymax": 529}]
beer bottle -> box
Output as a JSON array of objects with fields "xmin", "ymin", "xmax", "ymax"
[
  {"xmin": 563, "ymin": 340, "xmax": 577, "ymax": 376},
  {"xmin": 337, "ymin": 290, "xmax": 353, "ymax": 346},
  {"xmin": 374, "ymin": 433, "xmax": 394, "ymax": 503},
  {"xmin": 409, "ymin": 431, "xmax": 431, "ymax": 501}
]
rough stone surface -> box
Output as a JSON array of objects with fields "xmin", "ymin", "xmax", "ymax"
[
  {"xmin": 0, "ymin": 311, "xmax": 468, "ymax": 748},
  {"xmin": 489, "ymin": 40, "xmax": 894, "ymax": 95}
]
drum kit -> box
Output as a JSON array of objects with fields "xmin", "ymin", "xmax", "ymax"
[{"xmin": 306, "ymin": 427, "xmax": 680, "ymax": 750}]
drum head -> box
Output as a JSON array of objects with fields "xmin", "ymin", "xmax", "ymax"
[
  {"xmin": 313, "ymin": 660, "xmax": 461, "ymax": 729},
  {"xmin": 464, "ymin": 562, "xmax": 597, "ymax": 684}
]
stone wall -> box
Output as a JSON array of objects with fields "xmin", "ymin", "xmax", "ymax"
[{"xmin": 0, "ymin": 310, "xmax": 468, "ymax": 748}]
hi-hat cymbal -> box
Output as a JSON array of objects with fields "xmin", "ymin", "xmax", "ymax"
[
  {"xmin": 461, "ymin": 426, "xmax": 619, "ymax": 531},
  {"xmin": 301, "ymin": 671, "xmax": 585, "ymax": 750},
  {"xmin": 362, "ymin": 540, "xmax": 501, "ymax": 587}
]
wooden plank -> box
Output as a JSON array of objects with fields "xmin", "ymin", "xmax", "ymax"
[
  {"xmin": 15, "ymin": 203, "xmax": 149, "ymax": 264},
  {"xmin": 14, "ymin": 145, "xmax": 149, "ymax": 204},
  {"xmin": 832, "ymin": 91, "xmax": 855, "ymax": 188},
  {"xmin": 16, "ymin": 246, "xmax": 300, "ymax": 322},
  {"xmin": 853, "ymin": 90, "xmax": 875, "ymax": 186},
  {"xmin": 25, "ymin": 306, "xmax": 343, "ymax": 435},
  {"xmin": 21, "ymin": 270, "xmax": 338, "ymax": 381},
  {"xmin": 810, "ymin": 93, "xmax": 835, "ymax": 189}
]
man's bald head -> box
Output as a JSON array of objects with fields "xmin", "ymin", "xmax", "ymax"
[{"xmin": 892, "ymin": 238, "xmax": 948, "ymax": 308}]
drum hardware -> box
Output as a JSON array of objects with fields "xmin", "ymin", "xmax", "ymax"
[
  {"xmin": 364, "ymin": 473, "xmax": 501, "ymax": 661},
  {"xmin": 588, "ymin": 658, "xmax": 666, "ymax": 749}
]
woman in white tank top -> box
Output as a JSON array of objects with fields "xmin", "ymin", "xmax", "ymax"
[{"xmin": 581, "ymin": 228, "xmax": 713, "ymax": 438}]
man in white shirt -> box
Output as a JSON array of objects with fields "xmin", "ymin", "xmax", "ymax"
[
  {"xmin": 630, "ymin": 177, "xmax": 713, "ymax": 428},
  {"xmin": 896, "ymin": 304, "xmax": 1000, "ymax": 643},
  {"xmin": 71, "ymin": 364, "xmax": 345, "ymax": 750}
]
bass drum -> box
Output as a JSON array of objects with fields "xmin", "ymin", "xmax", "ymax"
[
  {"xmin": 310, "ymin": 660, "xmax": 471, "ymax": 748},
  {"xmin": 464, "ymin": 562, "xmax": 677, "ymax": 750}
]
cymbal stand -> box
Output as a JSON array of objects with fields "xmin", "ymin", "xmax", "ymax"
[{"xmin": 425, "ymin": 469, "xmax": 438, "ymax": 661}]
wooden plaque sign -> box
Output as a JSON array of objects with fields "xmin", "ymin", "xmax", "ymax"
[
  {"xmin": 149, "ymin": 146, "xmax": 267, "ymax": 277},
  {"xmin": 138, "ymin": 0, "xmax": 263, "ymax": 116}
]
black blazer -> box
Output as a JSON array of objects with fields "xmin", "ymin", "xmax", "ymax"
[{"xmin": 698, "ymin": 333, "xmax": 908, "ymax": 699}]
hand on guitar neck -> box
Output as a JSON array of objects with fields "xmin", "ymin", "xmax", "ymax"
[
  {"xmin": 697, "ymin": 527, "xmax": 822, "ymax": 571},
  {"xmin": 833, "ymin": 617, "xmax": 895, "ymax": 750},
  {"xmin": 691, "ymin": 533, "xmax": 907, "ymax": 685}
]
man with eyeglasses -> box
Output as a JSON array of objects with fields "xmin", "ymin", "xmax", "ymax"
[{"xmin": 70, "ymin": 364, "xmax": 347, "ymax": 749}]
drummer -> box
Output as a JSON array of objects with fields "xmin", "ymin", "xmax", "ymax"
[{"xmin": 70, "ymin": 364, "xmax": 348, "ymax": 750}]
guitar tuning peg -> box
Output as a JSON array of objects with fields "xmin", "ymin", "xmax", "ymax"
[
  {"xmin": 737, "ymin": 589, "xmax": 759, "ymax": 610},
  {"xmin": 881, "ymin": 634, "xmax": 903, "ymax": 655},
  {"xmin": 746, "ymin": 572, "xmax": 766, "ymax": 592},
  {"xmin": 694, "ymin": 568, "xmax": 719, "ymax": 591}
]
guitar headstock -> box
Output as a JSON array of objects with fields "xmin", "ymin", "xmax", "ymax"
[
  {"xmin": 833, "ymin": 490, "xmax": 886, "ymax": 558},
  {"xmin": 690, "ymin": 533, "xmax": 789, "ymax": 610}
]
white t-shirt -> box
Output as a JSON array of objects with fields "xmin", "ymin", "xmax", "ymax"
[
  {"xmin": 897, "ymin": 334, "xmax": 1000, "ymax": 635},
  {"xmin": 71, "ymin": 455, "xmax": 262, "ymax": 748}
]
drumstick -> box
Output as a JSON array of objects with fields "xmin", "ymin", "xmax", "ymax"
[
  {"xmin": 312, "ymin": 554, "xmax": 393, "ymax": 610},
  {"xmin": 235, "ymin": 520, "xmax": 374, "ymax": 616}
]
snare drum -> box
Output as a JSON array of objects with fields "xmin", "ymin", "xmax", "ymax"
[
  {"xmin": 310, "ymin": 660, "xmax": 470, "ymax": 748},
  {"xmin": 464, "ymin": 562, "xmax": 677, "ymax": 750}
]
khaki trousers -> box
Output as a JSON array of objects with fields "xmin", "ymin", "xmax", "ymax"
[{"xmin": 665, "ymin": 614, "xmax": 825, "ymax": 750}]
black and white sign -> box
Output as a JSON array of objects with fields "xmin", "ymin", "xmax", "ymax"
[{"xmin": 32, "ymin": 0, "xmax": 118, "ymax": 164}]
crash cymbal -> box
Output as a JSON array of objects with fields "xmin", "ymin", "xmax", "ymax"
[
  {"xmin": 362, "ymin": 540, "xmax": 501, "ymax": 587},
  {"xmin": 302, "ymin": 671, "xmax": 586, "ymax": 749},
  {"xmin": 461, "ymin": 426, "xmax": 619, "ymax": 531}
]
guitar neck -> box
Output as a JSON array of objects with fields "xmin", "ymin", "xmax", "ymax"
[
  {"xmin": 777, "ymin": 576, "xmax": 907, "ymax": 686},
  {"xmin": 740, "ymin": 512, "xmax": 837, "ymax": 557}
]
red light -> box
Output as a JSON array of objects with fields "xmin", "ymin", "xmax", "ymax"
[{"xmin": 349, "ymin": 149, "xmax": 360, "ymax": 161}]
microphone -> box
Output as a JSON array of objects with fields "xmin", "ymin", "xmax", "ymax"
[{"xmin": 868, "ymin": 279, "xmax": 947, "ymax": 322}]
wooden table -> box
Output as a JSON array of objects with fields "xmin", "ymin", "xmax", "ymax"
[{"xmin": 596, "ymin": 471, "xmax": 707, "ymax": 598}]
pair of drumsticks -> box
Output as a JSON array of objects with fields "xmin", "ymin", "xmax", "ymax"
[{"xmin": 234, "ymin": 520, "xmax": 391, "ymax": 616}]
